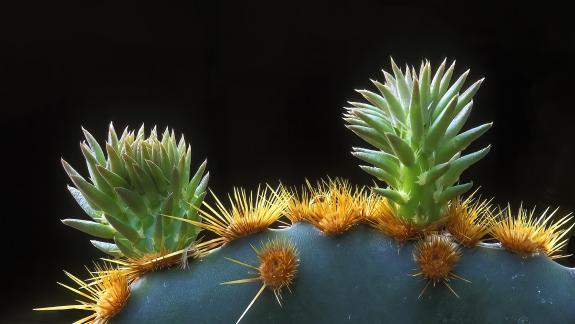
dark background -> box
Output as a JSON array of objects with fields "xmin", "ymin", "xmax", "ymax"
[{"xmin": 1, "ymin": 1, "xmax": 574, "ymax": 323}]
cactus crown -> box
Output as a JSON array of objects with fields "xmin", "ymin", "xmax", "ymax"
[
  {"xmin": 62, "ymin": 123, "xmax": 209, "ymax": 258},
  {"xmin": 345, "ymin": 58, "xmax": 492, "ymax": 227}
]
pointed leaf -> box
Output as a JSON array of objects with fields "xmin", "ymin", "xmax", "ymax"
[
  {"xmin": 91, "ymin": 240, "xmax": 123, "ymax": 258},
  {"xmin": 377, "ymin": 85, "xmax": 407, "ymax": 122},
  {"xmin": 409, "ymin": 79, "xmax": 424, "ymax": 143},
  {"xmin": 419, "ymin": 62, "xmax": 431, "ymax": 110},
  {"xmin": 430, "ymin": 59, "xmax": 446, "ymax": 103},
  {"xmin": 195, "ymin": 172, "xmax": 210, "ymax": 199},
  {"xmin": 432, "ymin": 70, "xmax": 469, "ymax": 121},
  {"xmin": 190, "ymin": 160, "xmax": 208, "ymax": 188},
  {"xmin": 62, "ymin": 219, "xmax": 116, "ymax": 239},
  {"xmin": 82, "ymin": 128, "xmax": 106, "ymax": 166},
  {"xmin": 444, "ymin": 101, "xmax": 473, "ymax": 139},
  {"xmin": 67, "ymin": 185, "xmax": 102, "ymax": 221},
  {"xmin": 114, "ymin": 236, "xmax": 141, "ymax": 259},
  {"xmin": 105, "ymin": 143, "xmax": 128, "ymax": 179},
  {"xmin": 61, "ymin": 159, "xmax": 82, "ymax": 179},
  {"xmin": 182, "ymin": 146, "xmax": 192, "ymax": 184},
  {"xmin": 435, "ymin": 181, "xmax": 473, "ymax": 205},
  {"xmin": 107, "ymin": 122, "xmax": 120, "ymax": 150},
  {"xmin": 145, "ymin": 159, "xmax": 170, "ymax": 191},
  {"xmin": 353, "ymin": 109, "xmax": 394, "ymax": 135},
  {"xmin": 404, "ymin": 64, "xmax": 414, "ymax": 90},
  {"xmin": 70, "ymin": 175, "xmax": 122, "ymax": 217},
  {"xmin": 385, "ymin": 133, "xmax": 415, "ymax": 166},
  {"xmin": 455, "ymin": 78, "xmax": 483, "ymax": 116},
  {"xmin": 115, "ymin": 187, "xmax": 149, "ymax": 217},
  {"xmin": 360, "ymin": 166, "xmax": 397, "ymax": 187},
  {"xmin": 349, "ymin": 101, "xmax": 386, "ymax": 114},
  {"xmin": 96, "ymin": 165, "xmax": 130, "ymax": 188},
  {"xmin": 186, "ymin": 159, "xmax": 207, "ymax": 198},
  {"xmin": 437, "ymin": 61, "xmax": 455, "ymax": 99},
  {"xmin": 188, "ymin": 173, "xmax": 209, "ymax": 213},
  {"xmin": 105, "ymin": 214, "xmax": 142, "ymax": 243},
  {"xmin": 436, "ymin": 123, "xmax": 492, "ymax": 163},
  {"xmin": 382, "ymin": 71, "xmax": 398, "ymax": 97},
  {"xmin": 131, "ymin": 162, "xmax": 160, "ymax": 199},
  {"xmin": 171, "ymin": 166, "xmax": 183, "ymax": 217},
  {"xmin": 441, "ymin": 146, "xmax": 491, "ymax": 187},
  {"xmin": 161, "ymin": 190, "xmax": 174, "ymax": 228},
  {"xmin": 373, "ymin": 187, "xmax": 409, "ymax": 205},
  {"xmin": 357, "ymin": 90, "xmax": 390, "ymax": 113},
  {"xmin": 80, "ymin": 143, "xmax": 114, "ymax": 196},
  {"xmin": 417, "ymin": 162, "xmax": 451, "ymax": 186},
  {"xmin": 390, "ymin": 58, "xmax": 411, "ymax": 107},
  {"xmin": 425, "ymin": 94, "xmax": 459, "ymax": 150},
  {"xmin": 346, "ymin": 125, "xmax": 392, "ymax": 153},
  {"xmin": 351, "ymin": 148, "xmax": 399, "ymax": 176},
  {"xmin": 189, "ymin": 190, "xmax": 207, "ymax": 218}
]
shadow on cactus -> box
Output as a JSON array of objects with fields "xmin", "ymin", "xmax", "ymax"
[{"xmin": 36, "ymin": 59, "xmax": 575, "ymax": 324}]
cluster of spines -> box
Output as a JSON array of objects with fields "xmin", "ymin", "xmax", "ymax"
[
  {"xmin": 412, "ymin": 234, "xmax": 467, "ymax": 298},
  {"xmin": 169, "ymin": 184, "xmax": 289, "ymax": 251},
  {"xmin": 445, "ymin": 192, "xmax": 494, "ymax": 247},
  {"xmin": 34, "ymin": 262, "xmax": 130, "ymax": 324},
  {"xmin": 345, "ymin": 58, "xmax": 492, "ymax": 227},
  {"xmin": 490, "ymin": 205, "xmax": 574, "ymax": 259},
  {"xmin": 62, "ymin": 124, "xmax": 209, "ymax": 259},
  {"xmin": 285, "ymin": 178, "xmax": 374, "ymax": 235},
  {"xmin": 223, "ymin": 238, "xmax": 300, "ymax": 324}
]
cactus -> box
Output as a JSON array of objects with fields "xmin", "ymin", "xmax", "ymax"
[
  {"xmin": 36, "ymin": 59, "xmax": 575, "ymax": 324},
  {"xmin": 345, "ymin": 58, "xmax": 491, "ymax": 227},
  {"xmin": 60, "ymin": 124, "xmax": 209, "ymax": 259}
]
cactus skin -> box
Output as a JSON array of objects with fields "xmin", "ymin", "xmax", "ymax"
[{"xmin": 110, "ymin": 223, "xmax": 575, "ymax": 323}]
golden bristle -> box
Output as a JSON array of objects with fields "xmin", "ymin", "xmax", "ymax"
[
  {"xmin": 412, "ymin": 234, "xmax": 467, "ymax": 298},
  {"xmin": 34, "ymin": 263, "xmax": 130, "ymax": 323},
  {"xmin": 223, "ymin": 239, "xmax": 300, "ymax": 324},
  {"xmin": 105, "ymin": 247, "xmax": 201, "ymax": 282},
  {"xmin": 285, "ymin": 187, "xmax": 312, "ymax": 223},
  {"xmin": 286, "ymin": 178, "xmax": 371, "ymax": 235},
  {"xmin": 366, "ymin": 197, "xmax": 421, "ymax": 241},
  {"xmin": 256, "ymin": 239, "xmax": 299, "ymax": 291},
  {"xmin": 445, "ymin": 193, "xmax": 494, "ymax": 247},
  {"xmin": 168, "ymin": 184, "xmax": 289, "ymax": 251},
  {"xmin": 490, "ymin": 206, "xmax": 574, "ymax": 259}
]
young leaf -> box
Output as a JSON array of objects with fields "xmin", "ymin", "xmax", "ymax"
[
  {"xmin": 67, "ymin": 185, "xmax": 102, "ymax": 221},
  {"xmin": 434, "ymin": 182, "xmax": 473, "ymax": 205},
  {"xmin": 62, "ymin": 219, "xmax": 116, "ymax": 239},
  {"xmin": 373, "ymin": 187, "xmax": 409, "ymax": 205},
  {"xmin": 82, "ymin": 127, "xmax": 106, "ymax": 166},
  {"xmin": 91, "ymin": 240, "xmax": 123, "ymax": 258},
  {"xmin": 385, "ymin": 133, "xmax": 415, "ymax": 166}
]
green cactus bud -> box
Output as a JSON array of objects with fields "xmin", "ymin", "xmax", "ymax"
[
  {"xmin": 62, "ymin": 123, "xmax": 209, "ymax": 257},
  {"xmin": 345, "ymin": 59, "xmax": 491, "ymax": 226}
]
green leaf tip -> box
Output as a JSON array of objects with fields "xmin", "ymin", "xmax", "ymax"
[
  {"xmin": 63, "ymin": 124, "xmax": 209, "ymax": 257},
  {"xmin": 346, "ymin": 59, "xmax": 491, "ymax": 226}
]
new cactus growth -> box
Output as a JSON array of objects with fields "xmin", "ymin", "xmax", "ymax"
[
  {"xmin": 346, "ymin": 59, "xmax": 491, "ymax": 227},
  {"xmin": 61, "ymin": 124, "xmax": 209, "ymax": 259},
  {"xmin": 37, "ymin": 59, "xmax": 575, "ymax": 324}
]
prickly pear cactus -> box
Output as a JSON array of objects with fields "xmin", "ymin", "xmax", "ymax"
[{"xmin": 36, "ymin": 59, "xmax": 575, "ymax": 324}]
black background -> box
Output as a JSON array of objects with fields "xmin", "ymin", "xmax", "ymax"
[{"xmin": 1, "ymin": 1, "xmax": 574, "ymax": 323}]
